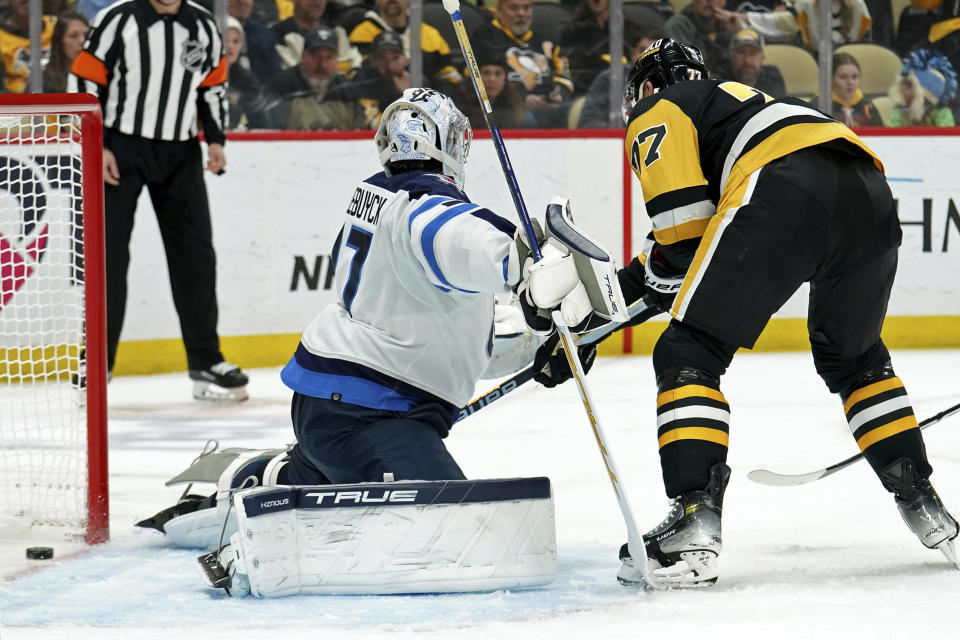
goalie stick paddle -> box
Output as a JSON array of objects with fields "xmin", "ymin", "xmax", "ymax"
[
  {"xmin": 457, "ymin": 297, "xmax": 661, "ymax": 422},
  {"xmin": 748, "ymin": 399, "xmax": 960, "ymax": 487},
  {"xmin": 443, "ymin": 0, "xmax": 651, "ymax": 588}
]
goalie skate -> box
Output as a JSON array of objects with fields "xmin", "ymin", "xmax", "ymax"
[
  {"xmin": 189, "ymin": 361, "xmax": 249, "ymax": 402},
  {"xmin": 881, "ymin": 458, "xmax": 960, "ymax": 569},
  {"xmin": 626, "ymin": 462, "xmax": 731, "ymax": 589}
]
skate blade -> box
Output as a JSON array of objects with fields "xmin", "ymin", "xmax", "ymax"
[
  {"xmin": 192, "ymin": 381, "xmax": 249, "ymax": 402},
  {"xmin": 936, "ymin": 538, "xmax": 960, "ymax": 570},
  {"xmin": 616, "ymin": 556, "xmax": 651, "ymax": 589},
  {"xmin": 647, "ymin": 551, "xmax": 719, "ymax": 589}
]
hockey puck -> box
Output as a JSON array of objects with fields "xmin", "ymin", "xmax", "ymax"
[{"xmin": 25, "ymin": 546, "xmax": 54, "ymax": 560}]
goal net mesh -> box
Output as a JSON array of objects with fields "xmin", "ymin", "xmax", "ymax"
[{"xmin": 0, "ymin": 112, "xmax": 92, "ymax": 536}]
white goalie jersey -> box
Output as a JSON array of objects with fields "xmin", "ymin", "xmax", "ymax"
[{"xmin": 281, "ymin": 170, "xmax": 519, "ymax": 415}]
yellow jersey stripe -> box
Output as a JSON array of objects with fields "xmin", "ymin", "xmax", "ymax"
[
  {"xmin": 856, "ymin": 415, "xmax": 919, "ymax": 451},
  {"xmin": 722, "ymin": 121, "xmax": 883, "ymax": 207},
  {"xmin": 657, "ymin": 384, "xmax": 727, "ymax": 407},
  {"xmin": 349, "ymin": 21, "xmax": 382, "ymax": 44},
  {"xmin": 652, "ymin": 215, "xmax": 713, "ymax": 245},
  {"xmin": 930, "ymin": 17, "xmax": 960, "ymax": 43},
  {"xmin": 843, "ymin": 376, "xmax": 904, "ymax": 413},
  {"xmin": 658, "ymin": 426, "xmax": 730, "ymax": 448}
]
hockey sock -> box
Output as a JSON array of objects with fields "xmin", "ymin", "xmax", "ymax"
[
  {"xmin": 655, "ymin": 368, "xmax": 730, "ymax": 498},
  {"xmin": 842, "ymin": 368, "xmax": 931, "ymax": 481}
]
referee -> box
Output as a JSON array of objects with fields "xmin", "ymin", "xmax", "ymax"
[{"xmin": 68, "ymin": 0, "xmax": 249, "ymax": 401}]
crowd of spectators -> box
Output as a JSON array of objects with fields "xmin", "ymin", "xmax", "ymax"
[{"xmin": 1, "ymin": 0, "xmax": 959, "ymax": 129}]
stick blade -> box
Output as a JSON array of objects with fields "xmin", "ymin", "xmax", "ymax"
[{"xmin": 746, "ymin": 468, "xmax": 826, "ymax": 487}]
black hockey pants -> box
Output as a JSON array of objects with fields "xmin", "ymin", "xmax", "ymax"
[{"xmin": 651, "ymin": 145, "xmax": 929, "ymax": 497}]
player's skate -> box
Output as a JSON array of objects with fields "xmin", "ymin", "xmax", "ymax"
[
  {"xmin": 620, "ymin": 462, "xmax": 731, "ymax": 588},
  {"xmin": 881, "ymin": 457, "xmax": 960, "ymax": 569},
  {"xmin": 189, "ymin": 361, "xmax": 249, "ymax": 401}
]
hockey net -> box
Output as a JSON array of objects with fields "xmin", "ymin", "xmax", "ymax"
[{"xmin": 0, "ymin": 94, "xmax": 108, "ymax": 545}]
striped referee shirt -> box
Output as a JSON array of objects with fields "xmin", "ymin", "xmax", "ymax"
[{"xmin": 68, "ymin": 0, "xmax": 228, "ymax": 144}]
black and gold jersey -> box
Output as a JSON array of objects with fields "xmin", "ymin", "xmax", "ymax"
[
  {"xmin": 348, "ymin": 17, "xmax": 462, "ymax": 88},
  {"xmin": 0, "ymin": 17, "xmax": 55, "ymax": 93},
  {"xmin": 624, "ymin": 79, "xmax": 883, "ymax": 263}
]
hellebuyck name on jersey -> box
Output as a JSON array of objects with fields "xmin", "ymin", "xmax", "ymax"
[{"xmin": 346, "ymin": 186, "xmax": 388, "ymax": 226}]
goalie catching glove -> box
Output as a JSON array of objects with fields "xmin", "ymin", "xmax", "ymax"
[{"xmin": 514, "ymin": 196, "xmax": 628, "ymax": 334}]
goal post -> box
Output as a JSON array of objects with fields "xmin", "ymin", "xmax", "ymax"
[{"xmin": 0, "ymin": 93, "xmax": 108, "ymax": 544}]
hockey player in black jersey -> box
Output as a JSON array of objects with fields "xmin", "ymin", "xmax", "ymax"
[{"xmin": 607, "ymin": 39, "xmax": 959, "ymax": 587}]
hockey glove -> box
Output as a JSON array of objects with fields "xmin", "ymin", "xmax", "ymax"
[
  {"xmin": 531, "ymin": 333, "xmax": 598, "ymax": 388},
  {"xmin": 516, "ymin": 236, "xmax": 593, "ymax": 335},
  {"xmin": 641, "ymin": 244, "xmax": 686, "ymax": 312}
]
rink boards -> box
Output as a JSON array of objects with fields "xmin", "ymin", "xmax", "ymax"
[{"xmin": 93, "ymin": 129, "xmax": 960, "ymax": 374}]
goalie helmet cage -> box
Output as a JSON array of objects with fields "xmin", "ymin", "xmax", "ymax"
[{"xmin": 0, "ymin": 93, "xmax": 108, "ymax": 544}]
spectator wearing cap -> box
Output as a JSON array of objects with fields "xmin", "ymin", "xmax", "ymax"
[
  {"xmin": 228, "ymin": 0, "xmax": 282, "ymax": 82},
  {"xmin": 464, "ymin": 43, "xmax": 536, "ymax": 129},
  {"xmin": 303, "ymin": 31, "xmax": 410, "ymax": 129},
  {"xmin": 273, "ymin": 0, "xmax": 358, "ymax": 75},
  {"xmin": 470, "ymin": 0, "xmax": 575, "ymax": 127},
  {"xmin": 558, "ymin": 0, "xmax": 662, "ymax": 97},
  {"xmin": 348, "ymin": 0, "xmax": 465, "ymax": 96},
  {"xmin": 665, "ymin": 0, "xmax": 736, "ymax": 78},
  {"xmin": 266, "ymin": 26, "xmax": 350, "ymax": 128},
  {"xmin": 578, "ymin": 23, "xmax": 664, "ymax": 128},
  {"xmin": 888, "ymin": 48, "xmax": 957, "ymax": 126},
  {"xmin": 727, "ymin": 28, "xmax": 786, "ymax": 97}
]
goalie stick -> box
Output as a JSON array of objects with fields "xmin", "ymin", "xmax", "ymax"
[
  {"xmin": 457, "ymin": 297, "xmax": 662, "ymax": 422},
  {"xmin": 443, "ymin": 0, "xmax": 651, "ymax": 588},
  {"xmin": 748, "ymin": 399, "xmax": 960, "ymax": 487}
]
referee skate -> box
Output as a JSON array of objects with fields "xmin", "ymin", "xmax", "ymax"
[{"xmin": 0, "ymin": 0, "xmax": 959, "ymax": 633}]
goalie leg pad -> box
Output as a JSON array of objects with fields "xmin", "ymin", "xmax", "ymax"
[
  {"xmin": 146, "ymin": 447, "xmax": 290, "ymax": 549},
  {"xmin": 212, "ymin": 477, "xmax": 558, "ymax": 597}
]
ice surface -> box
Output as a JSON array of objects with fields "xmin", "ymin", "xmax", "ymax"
[{"xmin": 1, "ymin": 350, "xmax": 958, "ymax": 640}]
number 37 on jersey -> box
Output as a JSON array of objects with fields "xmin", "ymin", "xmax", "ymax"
[{"xmin": 626, "ymin": 81, "xmax": 771, "ymax": 189}]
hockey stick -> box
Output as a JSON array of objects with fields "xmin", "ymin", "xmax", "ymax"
[
  {"xmin": 748, "ymin": 399, "xmax": 960, "ymax": 487},
  {"xmin": 443, "ymin": 0, "xmax": 650, "ymax": 585},
  {"xmin": 457, "ymin": 297, "xmax": 661, "ymax": 422}
]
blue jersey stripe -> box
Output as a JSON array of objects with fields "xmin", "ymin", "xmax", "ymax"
[
  {"xmin": 281, "ymin": 358, "xmax": 418, "ymax": 412},
  {"xmin": 281, "ymin": 345, "xmax": 458, "ymax": 417},
  {"xmin": 420, "ymin": 202, "xmax": 480, "ymax": 293},
  {"xmin": 408, "ymin": 196, "xmax": 453, "ymax": 232}
]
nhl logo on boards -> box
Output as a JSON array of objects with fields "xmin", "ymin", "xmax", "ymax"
[{"xmin": 180, "ymin": 41, "xmax": 205, "ymax": 73}]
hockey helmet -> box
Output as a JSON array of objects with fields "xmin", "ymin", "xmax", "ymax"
[
  {"xmin": 375, "ymin": 88, "xmax": 473, "ymax": 187},
  {"xmin": 622, "ymin": 38, "xmax": 708, "ymax": 124}
]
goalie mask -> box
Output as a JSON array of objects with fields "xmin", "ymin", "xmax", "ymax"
[
  {"xmin": 622, "ymin": 38, "xmax": 707, "ymax": 124},
  {"xmin": 375, "ymin": 88, "xmax": 473, "ymax": 187}
]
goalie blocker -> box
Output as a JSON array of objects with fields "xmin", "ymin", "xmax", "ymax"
[
  {"xmin": 516, "ymin": 196, "xmax": 629, "ymax": 335},
  {"xmin": 199, "ymin": 477, "xmax": 557, "ymax": 597}
]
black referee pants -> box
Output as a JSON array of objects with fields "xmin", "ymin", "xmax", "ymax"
[{"xmin": 104, "ymin": 131, "xmax": 223, "ymax": 372}]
